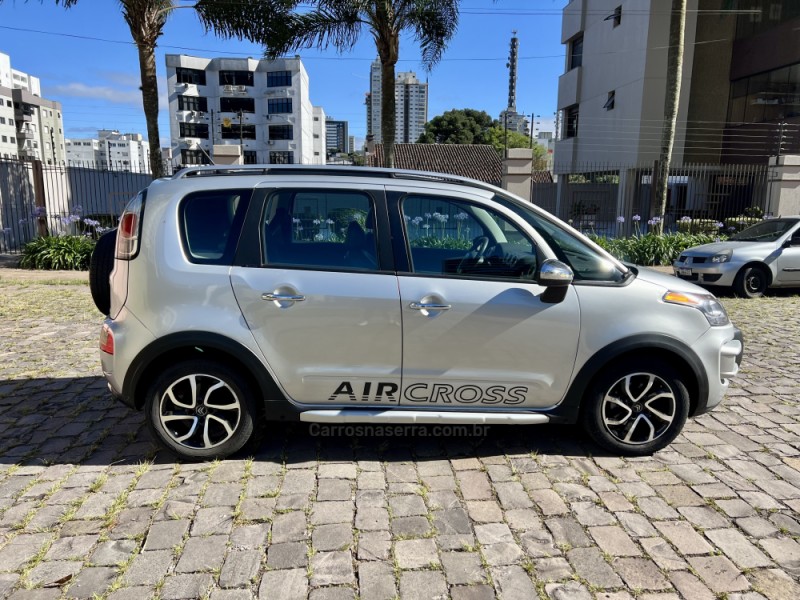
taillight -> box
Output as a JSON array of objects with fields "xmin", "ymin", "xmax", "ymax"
[
  {"xmin": 116, "ymin": 192, "xmax": 144, "ymax": 260},
  {"xmin": 100, "ymin": 323, "xmax": 114, "ymax": 355}
]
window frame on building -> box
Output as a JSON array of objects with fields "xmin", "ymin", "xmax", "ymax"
[
  {"xmin": 176, "ymin": 67, "xmax": 207, "ymax": 86},
  {"xmin": 266, "ymin": 71, "xmax": 293, "ymax": 87}
]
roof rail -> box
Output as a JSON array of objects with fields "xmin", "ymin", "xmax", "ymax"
[{"xmin": 171, "ymin": 164, "xmax": 497, "ymax": 194}]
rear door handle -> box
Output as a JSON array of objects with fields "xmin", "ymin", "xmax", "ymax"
[
  {"xmin": 409, "ymin": 302, "xmax": 451, "ymax": 311},
  {"xmin": 262, "ymin": 292, "xmax": 306, "ymax": 302}
]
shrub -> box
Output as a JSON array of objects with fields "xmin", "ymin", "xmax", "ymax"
[
  {"xmin": 723, "ymin": 216, "xmax": 760, "ymax": 234},
  {"xmin": 411, "ymin": 235, "xmax": 472, "ymax": 249},
  {"xmin": 19, "ymin": 235, "xmax": 96, "ymax": 270},
  {"xmin": 676, "ymin": 218, "xmax": 721, "ymax": 235},
  {"xmin": 589, "ymin": 232, "xmax": 724, "ymax": 266}
]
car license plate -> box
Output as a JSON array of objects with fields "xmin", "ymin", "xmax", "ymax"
[{"xmin": 678, "ymin": 268, "xmax": 692, "ymax": 276}]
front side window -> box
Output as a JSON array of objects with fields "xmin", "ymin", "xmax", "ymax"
[
  {"xmin": 181, "ymin": 189, "xmax": 251, "ymax": 263},
  {"xmin": 493, "ymin": 194, "xmax": 627, "ymax": 282},
  {"xmin": 269, "ymin": 125, "xmax": 293, "ymax": 140},
  {"xmin": 565, "ymin": 105, "xmax": 579, "ymax": 138},
  {"xmin": 179, "ymin": 123, "xmax": 209, "ymax": 139},
  {"xmin": 401, "ymin": 195, "xmax": 537, "ymax": 280},
  {"xmin": 220, "ymin": 124, "xmax": 256, "ymax": 140},
  {"xmin": 220, "ymin": 97, "xmax": 255, "ymax": 113},
  {"xmin": 569, "ymin": 35, "xmax": 583, "ymax": 70},
  {"xmin": 262, "ymin": 190, "xmax": 377, "ymax": 271}
]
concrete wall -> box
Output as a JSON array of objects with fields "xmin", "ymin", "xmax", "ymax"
[{"xmin": 767, "ymin": 155, "xmax": 800, "ymax": 217}]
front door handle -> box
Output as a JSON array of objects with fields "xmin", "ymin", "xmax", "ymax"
[
  {"xmin": 262, "ymin": 292, "xmax": 306, "ymax": 302},
  {"xmin": 409, "ymin": 302, "xmax": 451, "ymax": 311}
]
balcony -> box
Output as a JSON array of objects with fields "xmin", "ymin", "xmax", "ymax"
[
  {"xmin": 264, "ymin": 87, "xmax": 295, "ymax": 97},
  {"xmin": 557, "ymin": 66, "xmax": 581, "ymax": 110},
  {"xmin": 265, "ymin": 114, "xmax": 295, "ymax": 124},
  {"xmin": 17, "ymin": 129, "xmax": 35, "ymax": 140},
  {"xmin": 562, "ymin": 0, "xmax": 585, "ymax": 44},
  {"xmin": 222, "ymin": 84, "xmax": 249, "ymax": 95}
]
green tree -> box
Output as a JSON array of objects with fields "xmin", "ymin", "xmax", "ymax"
[
  {"xmin": 484, "ymin": 126, "xmax": 547, "ymax": 160},
  {"xmin": 417, "ymin": 108, "xmax": 495, "ymax": 144},
  {"xmin": 236, "ymin": 1, "xmax": 461, "ymax": 168},
  {"xmin": 8, "ymin": 0, "xmax": 292, "ymax": 178}
]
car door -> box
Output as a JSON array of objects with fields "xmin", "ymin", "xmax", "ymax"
[
  {"xmin": 230, "ymin": 183, "xmax": 402, "ymax": 406},
  {"xmin": 391, "ymin": 188, "xmax": 581, "ymax": 410},
  {"xmin": 777, "ymin": 225, "xmax": 800, "ymax": 284}
]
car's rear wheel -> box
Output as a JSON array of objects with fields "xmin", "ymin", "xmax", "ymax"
[
  {"xmin": 581, "ymin": 360, "xmax": 690, "ymax": 456},
  {"xmin": 144, "ymin": 360, "xmax": 257, "ymax": 460},
  {"xmin": 734, "ymin": 265, "xmax": 768, "ymax": 299},
  {"xmin": 89, "ymin": 229, "xmax": 117, "ymax": 315}
]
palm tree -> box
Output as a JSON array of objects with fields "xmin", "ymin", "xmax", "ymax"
[
  {"xmin": 653, "ymin": 0, "xmax": 687, "ymax": 234},
  {"xmin": 227, "ymin": 1, "xmax": 460, "ymax": 168},
  {"xmin": 6, "ymin": 0, "xmax": 292, "ymax": 178}
]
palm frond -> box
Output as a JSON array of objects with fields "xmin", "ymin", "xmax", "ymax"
[
  {"xmin": 406, "ymin": 0, "xmax": 459, "ymax": 69},
  {"xmin": 194, "ymin": 0, "xmax": 299, "ymax": 44},
  {"xmin": 264, "ymin": 4, "xmax": 365, "ymax": 58}
]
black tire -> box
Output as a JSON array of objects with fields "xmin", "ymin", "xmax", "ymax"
[
  {"xmin": 733, "ymin": 265, "xmax": 768, "ymax": 299},
  {"xmin": 144, "ymin": 360, "xmax": 257, "ymax": 461},
  {"xmin": 581, "ymin": 360, "xmax": 690, "ymax": 456},
  {"xmin": 89, "ymin": 229, "xmax": 117, "ymax": 315}
]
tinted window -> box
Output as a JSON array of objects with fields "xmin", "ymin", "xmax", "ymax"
[
  {"xmin": 181, "ymin": 189, "xmax": 251, "ymax": 263},
  {"xmin": 730, "ymin": 218, "xmax": 799, "ymax": 242},
  {"xmin": 401, "ymin": 195, "xmax": 537, "ymax": 280},
  {"xmin": 267, "ymin": 71, "xmax": 293, "ymax": 87},
  {"xmin": 262, "ymin": 190, "xmax": 377, "ymax": 271}
]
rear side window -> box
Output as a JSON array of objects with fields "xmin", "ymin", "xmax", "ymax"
[
  {"xmin": 180, "ymin": 189, "xmax": 252, "ymax": 264},
  {"xmin": 262, "ymin": 190, "xmax": 378, "ymax": 271}
]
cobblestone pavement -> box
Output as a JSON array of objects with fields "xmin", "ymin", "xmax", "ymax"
[{"xmin": 1, "ymin": 277, "xmax": 799, "ymax": 600}]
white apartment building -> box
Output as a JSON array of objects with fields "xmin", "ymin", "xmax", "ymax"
[
  {"xmin": 65, "ymin": 129, "xmax": 151, "ymax": 172},
  {"xmin": 0, "ymin": 51, "xmax": 66, "ymax": 163},
  {"xmin": 366, "ymin": 61, "xmax": 428, "ymax": 144},
  {"xmin": 555, "ymin": 0, "xmax": 700, "ymax": 170},
  {"xmin": 165, "ymin": 54, "xmax": 326, "ymax": 166}
]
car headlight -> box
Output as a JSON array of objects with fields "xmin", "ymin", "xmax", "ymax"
[
  {"xmin": 663, "ymin": 291, "xmax": 730, "ymax": 326},
  {"xmin": 710, "ymin": 250, "xmax": 732, "ymax": 263}
]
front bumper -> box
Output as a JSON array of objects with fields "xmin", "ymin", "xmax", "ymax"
[
  {"xmin": 692, "ymin": 325, "xmax": 744, "ymax": 416},
  {"xmin": 672, "ymin": 259, "xmax": 740, "ymax": 287}
]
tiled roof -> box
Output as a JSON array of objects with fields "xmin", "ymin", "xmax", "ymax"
[
  {"xmin": 366, "ymin": 144, "xmax": 502, "ymax": 186},
  {"xmin": 532, "ymin": 170, "xmax": 554, "ymax": 184}
]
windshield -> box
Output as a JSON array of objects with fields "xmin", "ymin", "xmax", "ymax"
[
  {"xmin": 730, "ymin": 218, "xmax": 799, "ymax": 242},
  {"xmin": 492, "ymin": 194, "xmax": 628, "ymax": 282}
]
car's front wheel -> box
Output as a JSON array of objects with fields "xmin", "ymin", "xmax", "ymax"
[
  {"xmin": 734, "ymin": 265, "xmax": 768, "ymax": 298},
  {"xmin": 581, "ymin": 360, "xmax": 690, "ymax": 456},
  {"xmin": 144, "ymin": 360, "xmax": 257, "ymax": 460}
]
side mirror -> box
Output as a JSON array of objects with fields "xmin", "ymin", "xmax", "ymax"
[
  {"xmin": 539, "ymin": 259, "xmax": 574, "ymax": 304},
  {"xmin": 784, "ymin": 237, "xmax": 800, "ymax": 248}
]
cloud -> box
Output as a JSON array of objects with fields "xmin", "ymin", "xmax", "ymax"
[
  {"xmin": 98, "ymin": 71, "xmax": 142, "ymax": 88},
  {"xmin": 49, "ymin": 83, "xmax": 142, "ymax": 105}
]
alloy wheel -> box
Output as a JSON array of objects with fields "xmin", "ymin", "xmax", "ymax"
[
  {"xmin": 159, "ymin": 373, "xmax": 242, "ymax": 450},
  {"xmin": 601, "ymin": 372, "xmax": 676, "ymax": 445}
]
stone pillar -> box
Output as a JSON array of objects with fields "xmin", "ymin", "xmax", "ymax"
[
  {"xmin": 766, "ymin": 155, "xmax": 800, "ymax": 217},
  {"xmin": 501, "ymin": 148, "xmax": 533, "ymax": 202}
]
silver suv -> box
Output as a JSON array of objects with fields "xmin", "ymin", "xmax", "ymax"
[{"xmin": 95, "ymin": 166, "xmax": 743, "ymax": 460}]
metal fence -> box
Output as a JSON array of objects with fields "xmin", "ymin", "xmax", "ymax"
[
  {"xmin": 0, "ymin": 158, "xmax": 154, "ymax": 253},
  {"xmin": 531, "ymin": 162, "xmax": 770, "ymax": 238}
]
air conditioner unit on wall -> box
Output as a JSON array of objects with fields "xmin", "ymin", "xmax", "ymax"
[
  {"xmin": 223, "ymin": 85, "xmax": 234, "ymax": 93},
  {"xmin": 234, "ymin": 85, "xmax": 247, "ymax": 93},
  {"xmin": 268, "ymin": 140, "xmax": 275, "ymax": 145}
]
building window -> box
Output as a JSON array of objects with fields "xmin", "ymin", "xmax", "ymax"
[
  {"xmin": 565, "ymin": 105, "xmax": 579, "ymax": 138},
  {"xmin": 181, "ymin": 149, "xmax": 210, "ymax": 165},
  {"xmin": 220, "ymin": 97, "xmax": 255, "ymax": 113},
  {"xmin": 244, "ymin": 150, "xmax": 258, "ymax": 164},
  {"xmin": 603, "ymin": 91, "xmax": 615, "ymax": 111},
  {"xmin": 611, "ymin": 5, "xmax": 621, "ymax": 27},
  {"xmin": 268, "ymin": 98, "xmax": 293, "ymax": 114},
  {"xmin": 176, "ymin": 67, "xmax": 206, "ymax": 85},
  {"xmin": 569, "ymin": 34, "xmax": 583, "ymax": 70},
  {"xmin": 10, "ymin": 137, "xmax": 15, "ymax": 144},
  {"xmin": 178, "ymin": 95, "xmax": 208, "ymax": 112},
  {"xmin": 267, "ymin": 71, "xmax": 293, "ymax": 87},
  {"xmin": 179, "ymin": 123, "xmax": 210, "ymax": 139},
  {"xmin": 727, "ymin": 63, "xmax": 800, "ymax": 124},
  {"xmin": 1, "ymin": 136, "xmax": 6, "ymax": 143},
  {"xmin": 269, "ymin": 125, "xmax": 293, "ymax": 140},
  {"xmin": 269, "ymin": 151, "xmax": 294, "ymax": 164},
  {"xmin": 221, "ymin": 124, "xmax": 256, "ymax": 140},
  {"xmin": 219, "ymin": 71, "xmax": 254, "ymax": 87}
]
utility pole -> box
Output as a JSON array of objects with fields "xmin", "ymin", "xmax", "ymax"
[{"xmin": 238, "ymin": 109, "xmax": 244, "ymax": 152}]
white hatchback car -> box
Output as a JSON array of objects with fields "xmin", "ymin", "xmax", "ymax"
[{"xmin": 92, "ymin": 166, "xmax": 743, "ymax": 460}]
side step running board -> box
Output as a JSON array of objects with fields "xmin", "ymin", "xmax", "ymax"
[{"xmin": 299, "ymin": 410, "xmax": 549, "ymax": 425}]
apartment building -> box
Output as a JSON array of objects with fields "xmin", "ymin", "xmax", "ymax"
[
  {"xmin": 65, "ymin": 129, "xmax": 151, "ymax": 172},
  {"xmin": 326, "ymin": 117, "xmax": 350, "ymax": 154},
  {"xmin": 165, "ymin": 54, "xmax": 326, "ymax": 166},
  {"xmin": 554, "ymin": 0, "xmax": 800, "ymax": 170},
  {"xmin": 366, "ymin": 61, "xmax": 428, "ymax": 144},
  {"xmin": 0, "ymin": 51, "xmax": 66, "ymax": 163}
]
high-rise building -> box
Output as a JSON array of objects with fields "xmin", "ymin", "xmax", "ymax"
[
  {"xmin": 165, "ymin": 54, "xmax": 326, "ymax": 166},
  {"xmin": 65, "ymin": 129, "xmax": 151, "ymax": 172},
  {"xmin": 325, "ymin": 118, "xmax": 350, "ymax": 154},
  {"xmin": 366, "ymin": 60, "xmax": 428, "ymax": 144},
  {"xmin": 0, "ymin": 51, "xmax": 66, "ymax": 163},
  {"xmin": 555, "ymin": 0, "xmax": 800, "ymax": 170}
]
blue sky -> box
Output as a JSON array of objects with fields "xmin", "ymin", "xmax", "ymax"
[{"xmin": 0, "ymin": 0, "xmax": 566, "ymax": 147}]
